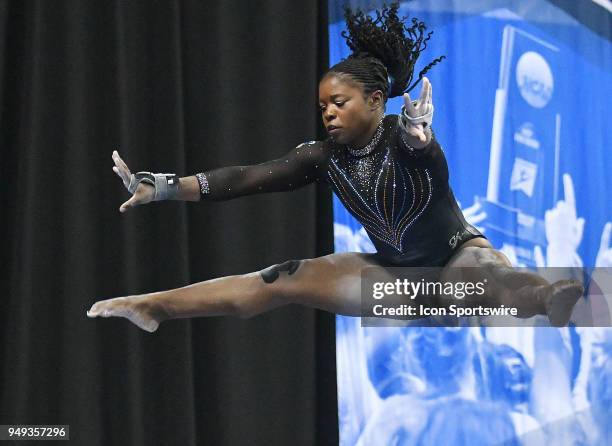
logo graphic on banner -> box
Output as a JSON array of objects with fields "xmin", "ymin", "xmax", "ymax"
[
  {"xmin": 514, "ymin": 122, "xmax": 540, "ymax": 149},
  {"xmin": 484, "ymin": 25, "xmax": 562, "ymax": 256},
  {"xmin": 516, "ymin": 51, "xmax": 554, "ymax": 108},
  {"xmin": 510, "ymin": 158, "xmax": 538, "ymax": 196}
]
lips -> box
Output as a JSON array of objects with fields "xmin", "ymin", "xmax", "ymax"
[{"xmin": 327, "ymin": 125, "xmax": 342, "ymax": 135}]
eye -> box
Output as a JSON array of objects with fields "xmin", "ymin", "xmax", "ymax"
[
  {"xmin": 319, "ymin": 105, "xmax": 326, "ymax": 112},
  {"xmin": 335, "ymin": 101, "xmax": 346, "ymax": 107}
]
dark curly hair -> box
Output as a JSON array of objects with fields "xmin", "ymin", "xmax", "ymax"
[{"xmin": 325, "ymin": 2, "xmax": 445, "ymax": 101}]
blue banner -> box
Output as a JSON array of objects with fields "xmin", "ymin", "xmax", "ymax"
[{"xmin": 331, "ymin": 2, "xmax": 612, "ymax": 445}]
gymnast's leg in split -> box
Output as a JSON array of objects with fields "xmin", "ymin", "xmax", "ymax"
[
  {"xmin": 87, "ymin": 252, "xmax": 384, "ymax": 332},
  {"xmin": 440, "ymin": 237, "xmax": 583, "ymax": 326},
  {"xmin": 87, "ymin": 239, "xmax": 582, "ymax": 332}
]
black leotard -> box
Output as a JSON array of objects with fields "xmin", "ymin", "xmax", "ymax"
[{"xmin": 196, "ymin": 115, "xmax": 484, "ymax": 266}]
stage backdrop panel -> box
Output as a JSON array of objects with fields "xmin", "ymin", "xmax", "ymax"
[{"xmin": 331, "ymin": 1, "xmax": 612, "ymax": 445}]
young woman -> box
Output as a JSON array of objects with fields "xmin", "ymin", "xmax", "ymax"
[{"xmin": 87, "ymin": 4, "xmax": 582, "ymax": 332}]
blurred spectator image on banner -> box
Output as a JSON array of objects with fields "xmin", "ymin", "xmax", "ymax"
[{"xmin": 331, "ymin": 1, "xmax": 612, "ymax": 445}]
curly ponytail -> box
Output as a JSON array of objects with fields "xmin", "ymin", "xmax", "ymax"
[{"xmin": 326, "ymin": 2, "xmax": 445, "ymax": 100}]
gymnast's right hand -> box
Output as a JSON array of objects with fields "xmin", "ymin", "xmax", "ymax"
[{"xmin": 112, "ymin": 150, "xmax": 155, "ymax": 213}]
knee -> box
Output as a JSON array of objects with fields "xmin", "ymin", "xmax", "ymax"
[
  {"xmin": 230, "ymin": 291, "xmax": 261, "ymax": 319},
  {"xmin": 232, "ymin": 261, "xmax": 309, "ymax": 319}
]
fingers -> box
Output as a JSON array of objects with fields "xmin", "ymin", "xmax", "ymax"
[
  {"xmin": 415, "ymin": 125, "xmax": 426, "ymax": 142},
  {"xmin": 401, "ymin": 80, "xmax": 431, "ymax": 141},
  {"xmin": 112, "ymin": 150, "xmax": 131, "ymax": 181},
  {"xmin": 404, "ymin": 79, "xmax": 433, "ymax": 120},
  {"xmin": 421, "ymin": 77, "xmax": 432, "ymax": 105},
  {"xmin": 418, "ymin": 77, "xmax": 428, "ymax": 104},
  {"xmin": 112, "ymin": 166, "xmax": 130, "ymax": 187},
  {"xmin": 403, "ymin": 92, "xmax": 416, "ymax": 114},
  {"xmin": 112, "ymin": 150, "xmax": 130, "ymax": 172},
  {"xmin": 562, "ymin": 173, "xmax": 577, "ymax": 218},
  {"xmin": 406, "ymin": 123, "xmax": 426, "ymax": 142},
  {"xmin": 112, "ymin": 150, "xmax": 123, "ymax": 168},
  {"xmin": 112, "ymin": 163, "xmax": 130, "ymax": 187},
  {"xmin": 119, "ymin": 195, "xmax": 139, "ymax": 213}
]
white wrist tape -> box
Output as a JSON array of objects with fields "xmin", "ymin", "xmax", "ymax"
[
  {"xmin": 399, "ymin": 103, "xmax": 434, "ymax": 131},
  {"xmin": 128, "ymin": 172, "xmax": 180, "ymax": 201}
]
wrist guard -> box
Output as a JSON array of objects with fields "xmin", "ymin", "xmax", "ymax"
[
  {"xmin": 128, "ymin": 172, "xmax": 180, "ymax": 201},
  {"xmin": 399, "ymin": 101, "xmax": 434, "ymax": 132}
]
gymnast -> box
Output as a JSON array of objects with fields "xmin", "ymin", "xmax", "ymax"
[{"xmin": 87, "ymin": 4, "xmax": 583, "ymax": 332}]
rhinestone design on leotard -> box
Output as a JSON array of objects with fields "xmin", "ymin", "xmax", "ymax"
[
  {"xmin": 346, "ymin": 119, "xmax": 385, "ymax": 157},
  {"xmin": 196, "ymin": 172, "xmax": 210, "ymax": 195},
  {"xmin": 328, "ymin": 161, "xmax": 432, "ymax": 252},
  {"xmin": 327, "ymin": 120, "xmax": 434, "ymax": 252}
]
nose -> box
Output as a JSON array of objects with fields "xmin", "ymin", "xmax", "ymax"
[{"xmin": 323, "ymin": 108, "xmax": 336, "ymax": 123}]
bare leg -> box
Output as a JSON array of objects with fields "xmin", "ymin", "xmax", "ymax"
[
  {"xmin": 442, "ymin": 238, "xmax": 583, "ymax": 326},
  {"xmin": 87, "ymin": 252, "xmax": 383, "ymax": 332},
  {"xmin": 87, "ymin": 240, "xmax": 583, "ymax": 332}
]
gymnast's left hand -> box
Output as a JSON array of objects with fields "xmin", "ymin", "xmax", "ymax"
[{"xmin": 402, "ymin": 77, "xmax": 433, "ymax": 144}]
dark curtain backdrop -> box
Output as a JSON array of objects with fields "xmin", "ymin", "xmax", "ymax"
[{"xmin": 0, "ymin": 1, "xmax": 337, "ymax": 445}]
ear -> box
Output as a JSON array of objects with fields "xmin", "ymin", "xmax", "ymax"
[{"xmin": 368, "ymin": 90, "xmax": 385, "ymax": 111}]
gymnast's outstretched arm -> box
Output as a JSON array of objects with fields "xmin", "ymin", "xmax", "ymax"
[
  {"xmin": 111, "ymin": 141, "xmax": 330, "ymax": 212},
  {"xmin": 90, "ymin": 142, "xmax": 336, "ymax": 331}
]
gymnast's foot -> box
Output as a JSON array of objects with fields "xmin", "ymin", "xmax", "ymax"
[
  {"xmin": 542, "ymin": 280, "xmax": 584, "ymax": 327},
  {"xmin": 87, "ymin": 295, "xmax": 165, "ymax": 333},
  {"xmin": 513, "ymin": 280, "xmax": 583, "ymax": 326}
]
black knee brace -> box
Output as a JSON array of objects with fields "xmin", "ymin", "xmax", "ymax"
[{"xmin": 260, "ymin": 260, "xmax": 302, "ymax": 284}]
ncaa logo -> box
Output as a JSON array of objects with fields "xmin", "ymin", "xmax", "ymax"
[{"xmin": 515, "ymin": 51, "xmax": 553, "ymax": 108}]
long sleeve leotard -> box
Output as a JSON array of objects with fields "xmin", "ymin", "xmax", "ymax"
[{"xmin": 196, "ymin": 115, "xmax": 484, "ymax": 266}]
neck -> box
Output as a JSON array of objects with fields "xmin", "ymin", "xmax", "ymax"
[{"xmin": 350, "ymin": 114, "xmax": 384, "ymax": 148}]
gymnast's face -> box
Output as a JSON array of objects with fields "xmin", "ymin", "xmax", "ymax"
[{"xmin": 318, "ymin": 74, "xmax": 384, "ymax": 146}]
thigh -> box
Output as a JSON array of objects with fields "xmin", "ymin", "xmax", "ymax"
[
  {"xmin": 266, "ymin": 252, "xmax": 385, "ymax": 316},
  {"xmin": 445, "ymin": 241, "xmax": 512, "ymax": 269},
  {"xmin": 439, "ymin": 243, "xmax": 513, "ymax": 290}
]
